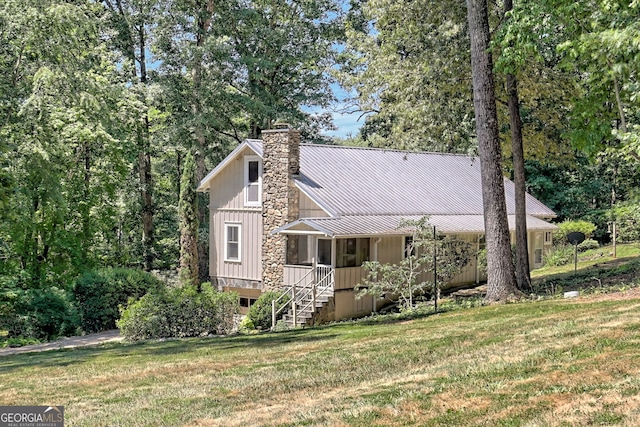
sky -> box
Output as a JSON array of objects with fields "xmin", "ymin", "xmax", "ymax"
[{"xmin": 318, "ymin": 84, "xmax": 363, "ymax": 139}]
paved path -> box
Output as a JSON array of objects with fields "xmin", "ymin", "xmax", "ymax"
[{"xmin": 0, "ymin": 330, "xmax": 123, "ymax": 357}]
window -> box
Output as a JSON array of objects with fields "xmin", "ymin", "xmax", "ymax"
[
  {"xmin": 404, "ymin": 236, "xmax": 415, "ymax": 258},
  {"xmin": 534, "ymin": 233, "xmax": 543, "ymax": 268},
  {"xmin": 244, "ymin": 156, "xmax": 262, "ymax": 206},
  {"xmin": 317, "ymin": 239, "xmax": 332, "ymax": 265},
  {"xmin": 286, "ymin": 235, "xmax": 314, "ymax": 266},
  {"xmin": 239, "ymin": 297, "xmax": 257, "ymax": 308},
  {"xmin": 337, "ymin": 238, "xmax": 370, "ymax": 268},
  {"xmin": 544, "ymin": 231, "xmax": 553, "ymax": 245},
  {"xmin": 225, "ymin": 223, "xmax": 241, "ymax": 262}
]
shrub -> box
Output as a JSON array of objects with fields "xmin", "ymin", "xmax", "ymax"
[
  {"xmin": 577, "ymin": 239, "xmax": 600, "ymax": 252},
  {"xmin": 613, "ymin": 203, "xmax": 640, "ymax": 243},
  {"xmin": 117, "ymin": 283, "xmax": 239, "ymax": 340},
  {"xmin": 0, "ymin": 287, "xmax": 80, "ymax": 341},
  {"xmin": 554, "ymin": 220, "xmax": 597, "ymax": 245},
  {"xmin": 543, "ymin": 245, "xmax": 574, "ymax": 267},
  {"xmin": 73, "ymin": 268, "xmax": 165, "ymax": 333},
  {"xmin": 247, "ymin": 291, "xmax": 290, "ymax": 330}
]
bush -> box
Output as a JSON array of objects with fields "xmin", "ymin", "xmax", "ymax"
[
  {"xmin": 0, "ymin": 287, "xmax": 80, "ymax": 341},
  {"xmin": 577, "ymin": 239, "xmax": 600, "ymax": 252},
  {"xmin": 246, "ymin": 291, "xmax": 290, "ymax": 330},
  {"xmin": 543, "ymin": 245, "xmax": 574, "ymax": 267},
  {"xmin": 613, "ymin": 203, "xmax": 640, "ymax": 243},
  {"xmin": 73, "ymin": 268, "xmax": 165, "ymax": 333},
  {"xmin": 554, "ymin": 220, "xmax": 597, "ymax": 245},
  {"xmin": 117, "ymin": 283, "xmax": 239, "ymax": 340}
]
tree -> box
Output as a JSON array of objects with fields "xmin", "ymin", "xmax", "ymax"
[
  {"xmin": 0, "ymin": 0, "xmax": 129, "ymax": 286},
  {"xmin": 501, "ymin": 0, "xmax": 531, "ymax": 292},
  {"xmin": 103, "ymin": 0, "xmax": 160, "ymax": 271},
  {"xmin": 179, "ymin": 150, "xmax": 199, "ymax": 289},
  {"xmin": 466, "ymin": 0, "xmax": 518, "ymax": 300},
  {"xmin": 357, "ymin": 218, "xmax": 472, "ymax": 310},
  {"xmin": 340, "ymin": 0, "xmax": 476, "ymax": 152}
]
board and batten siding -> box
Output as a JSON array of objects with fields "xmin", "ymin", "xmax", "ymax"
[
  {"xmin": 283, "ymin": 265, "xmax": 314, "ymax": 287},
  {"xmin": 299, "ymin": 191, "xmax": 328, "ymax": 218},
  {"xmin": 211, "ymin": 209, "xmax": 262, "ymax": 281},
  {"xmin": 333, "ymin": 234, "xmax": 483, "ymax": 291},
  {"xmin": 207, "ymin": 145, "xmax": 264, "ymax": 281},
  {"xmin": 210, "ymin": 146, "xmax": 257, "ymax": 210}
]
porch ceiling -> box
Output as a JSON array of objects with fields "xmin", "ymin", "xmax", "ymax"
[{"xmin": 272, "ymin": 215, "xmax": 557, "ymax": 237}]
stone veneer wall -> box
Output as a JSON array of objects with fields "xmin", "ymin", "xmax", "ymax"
[{"xmin": 261, "ymin": 127, "xmax": 300, "ymax": 290}]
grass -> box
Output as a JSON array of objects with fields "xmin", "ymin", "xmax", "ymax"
[
  {"xmin": 3, "ymin": 286, "xmax": 640, "ymax": 426},
  {"xmin": 531, "ymin": 242, "xmax": 640, "ymax": 278}
]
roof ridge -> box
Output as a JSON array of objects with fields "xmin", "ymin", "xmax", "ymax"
[
  {"xmin": 299, "ymin": 143, "xmax": 477, "ymax": 158},
  {"xmin": 250, "ymin": 138, "xmax": 475, "ymax": 158}
]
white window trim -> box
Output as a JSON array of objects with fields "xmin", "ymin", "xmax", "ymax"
[
  {"xmin": 544, "ymin": 231, "xmax": 553, "ymax": 245},
  {"xmin": 533, "ymin": 232, "xmax": 544, "ymax": 268},
  {"xmin": 224, "ymin": 222, "xmax": 242, "ymax": 262},
  {"xmin": 244, "ymin": 156, "xmax": 262, "ymax": 207}
]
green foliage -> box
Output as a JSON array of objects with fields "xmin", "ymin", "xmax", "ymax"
[
  {"xmin": 1, "ymin": 336, "xmax": 41, "ymax": 349},
  {"xmin": 612, "ymin": 202, "xmax": 640, "ymax": 243},
  {"xmin": 117, "ymin": 283, "xmax": 239, "ymax": 340},
  {"xmin": 73, "ymin": 268, "xmax": 165, "ymax": 333},
  {"xmin": 339, "ymin": 0, "xmax": 475, "ymax": 152},
  {"xmin": 0, "ymin": 287, "xmax": 79, "ymax": 341},
  {"xmin": 357, "ymin": 217, "xmax": 472, "ymax": 309},
  {"xmin": 246, "ymin": 291, "xmax": 291, "ymax": 331},
  {"xmin": 179, "ymin": 150, "xmax": 199, "ymax": 287},
  {"xmin": 577, "ymin": 239, "xmax": 600, "ymax": 252},
  {"xmin": 543, "ymin": 245, "xmax": 574, "ymax": 267},
  {"xmin": 238, "ymin": 316, "xmax": 256, "ymax": 334},
  {"xmin": 554, "ymin": 220, "xmax": 597, "ymax": 245}
]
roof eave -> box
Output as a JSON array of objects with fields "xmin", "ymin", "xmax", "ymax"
[{"xmin": 196, "ymin": 140, "xmax": 263, "ymax": 192}]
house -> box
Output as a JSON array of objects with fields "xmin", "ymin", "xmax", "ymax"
[{"xmin": 197, "ymin": 126, "xmax": 557, "ymax": 324}]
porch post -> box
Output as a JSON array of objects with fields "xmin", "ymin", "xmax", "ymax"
[
  {"xmin": 292, "ymin": 284, "xmax": 297, "ymax": 328},
  {"xmin": 312, "ymin": 257, "xmax": 317, "ymax": 311}
]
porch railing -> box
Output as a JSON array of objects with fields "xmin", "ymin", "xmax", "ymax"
[{"xmin": 271, "ymin": 263, "xmax": 334, "ymax": 329}]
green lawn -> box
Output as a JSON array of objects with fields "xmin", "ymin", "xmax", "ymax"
[
  {"xmin": 3, "ymin": 286, "xmax": 640, "ymax": 426},
  {"xmin": 531, "ymin": 243, "xmax": 640, "ymax": 278}
]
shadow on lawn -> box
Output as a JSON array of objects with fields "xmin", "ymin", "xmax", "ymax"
[{"xmin": 0, "ymin": 329, "xmax": 339, "ymax": 372}]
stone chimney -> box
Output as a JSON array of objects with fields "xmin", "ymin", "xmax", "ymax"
[{"xmin": 261, "ymin": 125, "xmax": 300, "ymax": 290}]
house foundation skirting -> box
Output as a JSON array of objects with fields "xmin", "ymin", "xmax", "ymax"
[{"xmin": 212, "ymin": 277, "xmax": 262, "ymax": 291}]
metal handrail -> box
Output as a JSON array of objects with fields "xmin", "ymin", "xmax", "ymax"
[
  {"xmin": 271, "ymin": 264, "xmax": 336, "ymax": 329},
  {"xmin": 297, "ymin": 269, "xmax": 334, "ymax": 315},
  {"xmin": 271, "ymin": 267, "xmax": 314, "ymax": 328}
]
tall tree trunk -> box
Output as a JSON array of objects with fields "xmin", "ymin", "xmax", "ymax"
[
  {"xmin": 179, "ymin": 151, "xmax": 199, "ymax": 289},
  {"xmin": 466, "ymin": 0, "xmax": 518, "ymax": 301},
  {"xmin": 137, "ymin": 24, "xmax": 154, "ymax": 271},
  {"xmin": 106, "ymin": 0, "xmax": 155, "ymax": 270},
  {"xmin": 505, "ymin": 0, "xmax": 531, "ymax": 292},
  {"xmin": 191, "ymin": 0, "xmax": 215, "ymax": 282}
]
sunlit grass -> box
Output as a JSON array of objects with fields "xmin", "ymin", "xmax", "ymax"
[
  {"xmin": 531, "ymin": 243, "xmax": 640, "ymax": 278},
  {"xmin": 2, "ymin": 288, "xmax": 640, "ymax": 426}
]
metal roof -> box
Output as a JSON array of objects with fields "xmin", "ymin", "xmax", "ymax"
[
  {"xmin": 272, "ymin": 214, "xmax": 557, "ymax": 237},
  {"xmin": 197, "ymin": 140, "xmax": 558, "ymax": 232},
  {"xmin": 219, "ymin": 141, "xmax": 555, "ymax": 218},
  {"xmin": 295, "ymin": 144, "xmax": 555, "ymax": 218}
]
